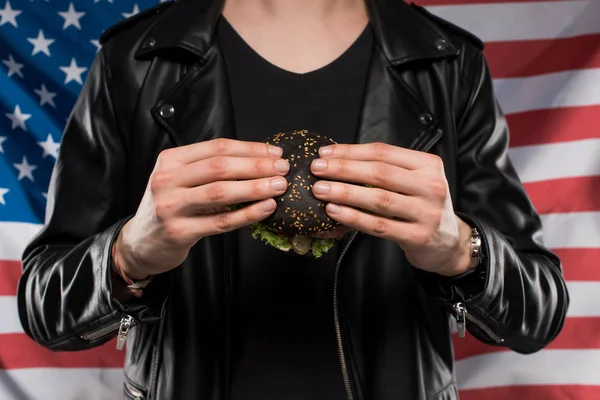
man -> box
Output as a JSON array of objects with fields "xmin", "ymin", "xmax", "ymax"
[{"xmin": 17, "ymin": 0, "xmax": 569, "ymax": 399}]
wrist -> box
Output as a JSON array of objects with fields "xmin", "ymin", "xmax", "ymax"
[
  {"xmin": 437, "ymin": 218, "xmax": 474, "ymax": 277},
  {"xmin": 114, "ymin": 226, "xmax": 151, "ymax": 281}
]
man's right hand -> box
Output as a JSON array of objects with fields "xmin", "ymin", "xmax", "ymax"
[{"xmin": 115, "ymin": 138, "xmax": 289, "ymax": 280}]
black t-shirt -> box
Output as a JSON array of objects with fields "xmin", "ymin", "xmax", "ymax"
[{"xmin": 217, "ymin": 17, "xmax": 374, "ymax": 399}]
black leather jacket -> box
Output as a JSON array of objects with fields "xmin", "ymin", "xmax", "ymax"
[{"xmin": 17, "ymin": 1, "xmax": 569, "ymax": 399}]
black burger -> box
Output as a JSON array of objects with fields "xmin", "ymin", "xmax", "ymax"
[{"xmin": 248, "ymin": 130, "xmax": 350, "ymax": 257}]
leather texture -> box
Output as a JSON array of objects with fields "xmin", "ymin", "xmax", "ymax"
[{"xmin": 17, "ymin": 0, "xmax": 570, "ymax": 399}]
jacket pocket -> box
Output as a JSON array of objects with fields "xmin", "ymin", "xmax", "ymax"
[{"xmin": 123, "ymin": 377, "xmax": 147, "ymax": 400}]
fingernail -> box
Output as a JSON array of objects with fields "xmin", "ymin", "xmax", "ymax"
[
  {"xmin": 268, "ymin": 145, "xmax": 283, "ymax": 157},
  {"xmin": 327, "ymin": 203, "xmax": 341, "ymax": 214},
  {"xmin": 311, "ymin": 159, "xmax": 327, "ymax": 171},
  {"xmin": 271, "ymin": 177, "xmax": 287, "ymax": 191},
  {"xmin": 313, "ymin": 181, "xmax": 330, "ymax": 194},
  {"xmin": 262, "ymin": 199, "xmax": 276, "ymax": 212},
  {"xmin": 274, "ymin": 159, "xmax": 290, "ymax": 173},
  {"xmin": 319, "ymin": 146, "xmax": 333, "ymax": 157}
]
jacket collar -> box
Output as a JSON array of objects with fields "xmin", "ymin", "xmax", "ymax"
[{"xmin": 135, "ymin": 0, "xmax": 459, "ymax": 64}]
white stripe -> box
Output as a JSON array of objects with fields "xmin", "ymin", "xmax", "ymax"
[
  {"xmin": 540, "ymin": 212, "xmax": 600, "ymax": 249},
  {"xmin": 0, "ymin": 222, "xmax": 42, "ymax": 261},
  {"xmin": 509, "ymin": 139, "xmax": 600, "ymax": 183},
  {"xmin": 426, "ymin": 1, "xmax": 600, "ymax": 42},
  {"xmin": 0, "ymin": 368, "xmax": 123, "ymax": 400},
  {"xmin": 0, "ymin": 297, "xmax": 23, "ymax": 334},
  {"xmin": 494, "ymin": 69, "xmax": 600, "ymax": 115},
  {"xmin": 456, "ymin": 349, "xmax": 600, "ymax": 389}
]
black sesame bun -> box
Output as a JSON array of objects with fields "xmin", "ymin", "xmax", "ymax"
[{"xmin": 249, "ymin": 130, "xmax": 349, "ymax": 257}]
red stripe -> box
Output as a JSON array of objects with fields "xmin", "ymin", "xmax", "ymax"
[
  {"xmin": 0, "ymin": 333, "xmax": 125, "ymax": 369},
  {"xmin": 452, "ymin": 317, "xmax": 600, "ymax": 361},
  {"xmin": 416, "ymin": 0, "xmax": 570, "ymax": 5},
  {"xmin": 485, "ymin": 35, "xmax": 600, "ymax": 78},
  {"xmin": 507, "ymin": 106, "xmax": 600, "ymax": 148},
  {"xmin": 459, "ymin": 385, "xmax": 600, "ymax": 400},
  {"xmin": 523, "ymin": 177, "xmax": 600, "ymax": 215},
  {"xmin": 553, "ymin": 248, "xmax": 600, "ymax": 281},
  {"xmin": 0, "ymin": 260, "xmax": 20, "ymax": 296}
]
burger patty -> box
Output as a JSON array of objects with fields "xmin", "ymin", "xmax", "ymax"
[{"xmin": 262, "ymin": 130, "xmax": 344, "ymax": 237}]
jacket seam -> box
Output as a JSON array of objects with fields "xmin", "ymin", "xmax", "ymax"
[{"xmin": 428, "ymin": 380, "xmax": 456, "ymax": 400}]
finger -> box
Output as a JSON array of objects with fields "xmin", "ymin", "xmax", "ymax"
[
  {"xmin": 181, "ymin": 176, "xmax": 289, "ymax": 214},
  {"xmin": 310, "ymin": 158, "xmax": 423, "ymax": 195},
  {"xmin": 171, "ymin": 199, "xmax": 278, "ymax": 241},
  {"xmin": 318, "ymin": 142, "xmax": 437, "ymax": 170},
  {"xmin": 312, "ymin": 181, "xmax": 420, "ymax": 220},
  {"xmin": 166, "ymin": 138, "xmax": 283, "ymax": 166},
  {"xmin": 177, "ymin": 156, "xmax": 290, "ymax": 187},
  {"xmin": 324, "ymin": 203, "xmax": 415, "ymax": 243}
]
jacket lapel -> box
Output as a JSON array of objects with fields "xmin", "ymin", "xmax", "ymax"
[{"xmin": 150, "ymin": 44, "xmax": 237, "ymax": 147}]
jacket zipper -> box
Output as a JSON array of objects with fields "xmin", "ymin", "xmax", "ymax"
[
  {"xmin": 224, "ymin": 232, "xmax": 232, "ymax": 399},
  {"xmin": 334, "ymin": 230, "xmax": 359, "ymax": 400},
  {"xmin": 331, "ymin": 128, "xmax": 443, "ymax": 400},
  {"xmin": 80, "ymin": 314, "xmax": 135, "ymax": 344},
  {"xmin": 452, "ymin": 302, "xmax": 504, "ymax": 343},
  {"xmin": 124, "ymin": 380, "xmax": 145, "ymax": 400},
  {"xmin": 150, "ymin": 299, "xmax": 168, "ymax": 400},
  {"xmin": 116, "ymin": 314, "xmax": 136, "ymax": 350}
]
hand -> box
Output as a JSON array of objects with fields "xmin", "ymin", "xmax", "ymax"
[
  {"xmin": 117, "ymin": 138, "xmax": 290, "ymax": 279},
  {"xmin": 310, "ymin": 142, "xmax": 472, "ymax": 276}
]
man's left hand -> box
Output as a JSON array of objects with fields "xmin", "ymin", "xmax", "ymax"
[{"xmin": 310, "ymin": 142, "xmax": 473, "ymax": 277}]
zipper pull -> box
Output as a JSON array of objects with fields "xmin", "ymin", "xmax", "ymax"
[
  {"xmin": 453, "ymin": 302, "xmax": 467, "ymax": 338},
  {"xmin": 116, "ymin": 315, "xmax": 134, "ymax": 351}
]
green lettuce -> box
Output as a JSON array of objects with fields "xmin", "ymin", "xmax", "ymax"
[
  {"xmin": 311, "ymin": 238, "xmax": 335, "ymax": 258},
  {"xmin": 249, "ymin": 223, "xmax": 291, "ymax": 251}
]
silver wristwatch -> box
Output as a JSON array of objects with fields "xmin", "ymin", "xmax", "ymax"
[{"xmin": 468, "ymin": 227, "xmax": 482, "ymax": 270}]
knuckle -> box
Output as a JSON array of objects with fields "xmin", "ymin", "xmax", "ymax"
[
  {"xmin": 206, "ymin": 182, "xmax": 225, "ymax": 203},
  {"xmin": 249, "ymin": 179, "xmax": 264, "ymax": 197},
  {"xmin": 340, "ymin": 184, "xmax": 351, "ymax": 200},
  {"xmin": 372, "ymin": 142, "xmax": 389, "ymax": 158},
  {"xmin": 374, "ymin": 190, "xmax": 393, "ymax": 212},
  {"xmin": 162, "ymin": 221, "xmax": 186, "ymax": 244},
  {"xmin": 427, "ymin": 177, "xmax": 448, "ymax": 200},
  {"xmin": 412, "ymin": 229, "xmax": 432, "ymax": 246},
  {"xmin": 336, "ymin": 159, "xmax": 349, "ymax": 175},
  {"xmin": 214, "ymin": 212, "xmax": 232, "ymax": 232},
  {"xmin": 372, "ymin": 216, "xmax": 388, "ymax": 235},
  {"xmin": 426, "ymin": 153, "xmax": 444, "ymax": 169},
  {"xmin": 156, "ymin": 148, "xmax": 175, "ymax": 166},
  {"xmin": 154, "ymin": 197, "xmax": 179, "ymax": 220},
  {"xmin": 149, "ymin": 171, "xmax": 172, "ymax": 194},
  {"xmin": 209, "ymin": 156, "xmax": 228, "ymax": 176},
  {"xmin": 211, "ymin": 138, "xmax": 232, "ymax": 155},
  {"xmin": 372, "ymin": 162, "xmax": 392, "ymax": 184}
]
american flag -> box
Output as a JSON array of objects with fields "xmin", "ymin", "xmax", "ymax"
[{"xmin": 0, "ymin": 0, "xmax": 598, "ymax": 399}]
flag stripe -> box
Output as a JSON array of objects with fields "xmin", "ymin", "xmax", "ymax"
[
  {"xmin": 427, "ymin": 1, "xmax": 600, "ymax": 42},
  {"xmin": 554, "ymin": 248, "xmax": 600, "ymax": 281},
  {"xmin": 540, "ymin": 212, "xmax": 600, "ymax": 249},
  {"xmin": 0, "ymin": 222, "xmax": 40, "ymax": 261},
  {"xmin": 456, "ymin": 349, "xmax": 600, "ymax": 389},
  {"xmin": 507, "ymin": 106, "xmax": 600, "ymax": 148},
  {"xmin": 485, "ymin": 35, "xmax": 600, "ymax": 78},
  {"xmin": 0, "ymin": 368, "xmax": 123, "ymax": 400},
  {"xmin": 494, "ymin": 69, "xmax": 600, "ymax": 115},
  {"xmin": 524, "ymin": 177, "xmax": 600, "ymax": 215},
  {"xmin": 508, "ymin": 139, "xmax": 600, "ymax": 183},
  {"xmin": 0, "ymin": 260, "xmax": 20, "ymax": 296},
  {"xmin": 458, "ymin": 385, "xmax": 600, "ymax": 400},
  {"xmin": 0, "ymin": 334, "xmax": 124, "ymax": 370},
  {"xmin": 452, "ymin": 317, "xmax": 600, "ymax": 361},
  {"xmin": 419, "ymin": 0, "xmax": 573, "ymax": 5}
]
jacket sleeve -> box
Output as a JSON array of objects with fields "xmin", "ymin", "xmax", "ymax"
[
  {"xmin": 17, "ymin": 49, "xmax": 165, "ymax": 352},
  {"xmin": 432, "ymin": 48, "xmax": 569, "ymax": 353}
]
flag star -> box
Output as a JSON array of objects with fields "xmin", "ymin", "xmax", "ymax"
[
  {"xmin": 90, "ymin": 39, "xmax": 101, "ymax": 53},
  {"xmin": 38, "ymin": 134, "xmax": 60, "ymax": 159},
  {"xmin": 0, "ymin": 0, "xmax": 21, "ymax": 27},
  {"xmin": 34, "ymin": 84, "xmax": 57, "ymax": 107},
  {"xmin": 5, "ymin": 105, "xmax": 31, "ymax": 131},
  {"xmin": 0, "ymin": 136, "xmax": 6, "ymax": 152},
  {"xmin": 94, "ymin": 0, "xmax": 113, "ymax": 3},
  {"xmin": 2, "ymin": 54, "xmax": 24, "ymax": 78},
  {"xmin": 122, "ymin": 4, "xmax": 139, "ymax": 19},
  {"xmin": 27, "ymin": 30, "xmax": 55, "ymax": 57},
  {"xmin": 58, "ymin": 2, "xmax": 85, "ymax": 30},
  {"xmin": 13, "ymin": 156, "xmax": 37, "ymax": 181},
  {"xmin": 60, "ymin": 58, "xmax": 87, "ymax": 85},
  {"xmin": 0, "ymin": 188, "xmax": 8, "ymax": 205}
]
